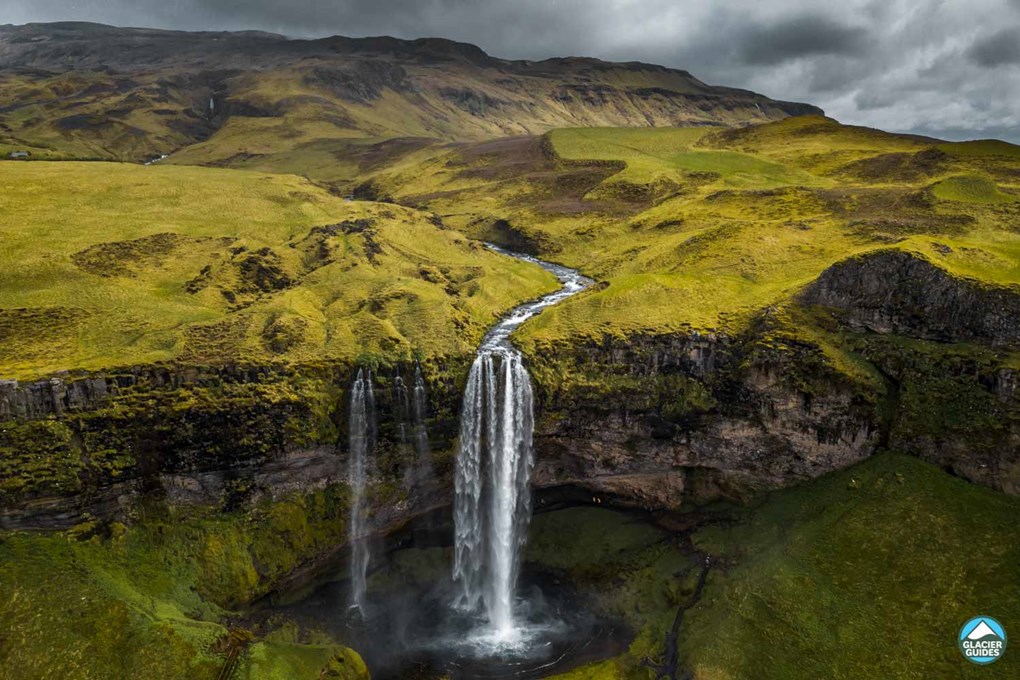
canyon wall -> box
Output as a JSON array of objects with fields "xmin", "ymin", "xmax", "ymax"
[{"xmin": 2, "ymin": 251, "xmax": 1018, "ymax": 537}]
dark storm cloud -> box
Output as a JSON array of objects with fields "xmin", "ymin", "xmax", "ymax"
[
  {"xmin": 968, "ymin": 28, "xmax": 1020, "ymax": 66},
  {"xmin": 739, "ymin": 15, "xmax": 868, "ymax": 65},
  {"xmin": 2, "ymin": 0, "xmax": 1019, "ymax": 142}
]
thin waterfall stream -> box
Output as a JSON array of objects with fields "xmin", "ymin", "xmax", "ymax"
[
  {"xmin": 347, "ymin": 368, "xmax": 376, "ymax": 614},
  {"xmin": 411, "ymin": 364, "xmax": 433, "ymax": 493},
  {"xmin": 453, "ymin": 244, "xmax": 593, "ymax": 649}
]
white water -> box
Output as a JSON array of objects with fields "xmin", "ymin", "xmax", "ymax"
[
  {"xmin": 348, "ymin": 368, "xmax": 375, "ymax": 613},
  {"xmin": 395, "ymin": 366, "xmax": 433, "ymax": 495},
  {"xmin": 411, "ymin": 365, "xmax": 433, "ymax": 488},
  {"xmin": 453, "ymin": 245, "xmax": 592, "ymax": 648}
]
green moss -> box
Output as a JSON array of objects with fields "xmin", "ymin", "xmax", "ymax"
[
  {"xmin": 683, "ymin": 454, "xmax": 1020, "ymax": 679},
  {"xmin": 0, "ymin": 161, "xmax": 555, "ymax": 379},
  {"xmin": 240, "ymin": 642, "xmax": 368, "ymax": 680},
  {"xmin": 0, "ymin": 483, "xmax": 360, "ymax": 679},
  {"xmin": 853, "ymin": 335, "xmax": 1015, "ymax": 448},
  {"xmin": 545, "ymin": 659, "xmax": 625, "ymax": 679},
  {"xmin": 531, "ymin": 455, "xmax": 1020, "ymax": 680},
  {"xmin": 931, "ymin": 175, "xmax": 1019, "ymax": 204},
  {"xmin": 0, "ymin": 420, "xmax": 81, "ymax": 500}
]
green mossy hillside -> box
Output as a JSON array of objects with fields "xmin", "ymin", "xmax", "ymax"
[
  {"xmin": 356, "ymin": 116, "xmax": 1020, "ymax": 351},
  {"xmin": 0, "ymin": 488, "xmax": 367, "ymax": 680},
  {"xmin": 684, "ymin": 453, "xmax": 1020, "ymax": 679},
  {"xmin": 540, "ymin": 454, "xmax": 1020, "ymax": 679},
  {"xmin": 0, "ymin": 161, "xmax": 556, "ymax": 380}
]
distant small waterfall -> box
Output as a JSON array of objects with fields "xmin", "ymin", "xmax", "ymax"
[
  {"xmin": 394, "ymin": 366, "xmax": 433, "ymax": 496},
  {"xmin": 393, "ymin": 371, "xmax": 411, "ymax": 444},
  {"xmin": 454, "ymin": 351, "xmax": 534, "ymax": 639},
  {"xmin": 348, "ymin": 368, "xmax": 375, "ymax": 613},
  {"xmin": 411, "ymin": 365, "xmax": 433, "ymax": 489}
]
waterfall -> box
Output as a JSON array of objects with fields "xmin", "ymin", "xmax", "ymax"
[
  {"xmin": 451, "ymin": 244, "xmax": 591, "ymax": 646},
  {"xmin": 453, "ymin": 350, "xmax": 535, "ymax": 640},
  {"xmin": 393, "ymin": 371, "xmax": 411, "ymax": 446},
  {"xmin": 348, "ymin": 368, "xmax": 375, "ymax": 613},
  {"xmin": 395, "ymin": 366, "xmax": 433, "ymax": 497},
  {"xmin": 411, "ymin": 365, "xmax": 433, "ymax": 490}
]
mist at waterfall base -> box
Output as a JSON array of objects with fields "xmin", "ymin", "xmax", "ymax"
[
  {"xmin": 276, "ymin": 505, "xmax": 629, "ymax": 680},
  {"xmin": 321, "ymin": 246, "xmax": 604, "ymax": 677}
]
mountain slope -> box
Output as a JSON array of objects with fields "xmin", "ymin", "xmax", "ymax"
[{"xmin": 0, "ymin": 22, "xmax": 821, "ymax": 174}]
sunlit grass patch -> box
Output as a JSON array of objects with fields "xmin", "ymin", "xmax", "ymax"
[
  {"xmin": 0, "ymin": 161, "xmax": 555, "ymax": 378},
  {"xmin": 930, "ymin": 174, "xmax": 1019, "ymax": 205}
]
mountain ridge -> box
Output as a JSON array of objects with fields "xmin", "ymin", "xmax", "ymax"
[{"xmin": 0, "ymin": 22, "xmax": 821, "ymax": 168}]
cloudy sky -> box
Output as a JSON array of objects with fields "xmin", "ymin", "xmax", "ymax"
[{"xmin": 3, "ymin": 0, "xmax": 1020, "ymax": 142}]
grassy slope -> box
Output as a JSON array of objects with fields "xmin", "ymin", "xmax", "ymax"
[
  {"xmin": 540, "ymin": 455, "xmax": 1020, "ymax": 679},
  {"xmin": 358, "ymin": 116, "xmax": 1020, "ymax": 353},
  {"xmin": 0, "ymin": 161, "xmax": 555, "ymax": 380},
  {"xmin": 0, "ymin": 488, "xmax": 368, "ymax": 680},
  {"xmin": 684, "ymin": 453, "xmax": 1020, "ymax": 679},
  {"xmin": 529, "ymin": 120, "xmax": 1020, "ymax": 346}
]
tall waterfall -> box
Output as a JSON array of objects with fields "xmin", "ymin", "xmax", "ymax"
[
  {"xmin": 453, "ymin": 351, "xmax": 535, "ymax": 638},
  {"xmin": 452, "ymin": 244, "xmax": 592, "ymax": 644},
  {"xmin": 348, "ymin": 368, "xmax": 375, "ymax": 613}
]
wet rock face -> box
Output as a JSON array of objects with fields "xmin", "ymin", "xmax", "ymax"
[
  {"xmin": 2, "ymin": 299, "xmax": 1019, "ymax": 530},
  {"xmin": 0, "ymin": 362, "xmax": 466, "ymax": 531},
  {"xmin": 800, "ymin": 250, "xmax": 1020, "ymax": 348},
  {"xmin": 529, "ymin": 334, "xmax": 880, "ymax": 508}
]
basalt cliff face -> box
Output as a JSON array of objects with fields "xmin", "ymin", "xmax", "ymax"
[
  {"xmin": 527, "ymin": 250, "xmax": 1020, "ymax": 505},
  {"xmin": 0, "ymin": 361, "xmax": 469, "ymax": 532},
  {"xmin": 4, "ymin": 251, "xmax": 1018, "ymax": 538},
  {"xmin": 800, "ymin": 249, "xmax": 1020, "ymax": 347},
  {"xmin": 528, "ymin": 331, "xmax": 880, "ymax": 509}
]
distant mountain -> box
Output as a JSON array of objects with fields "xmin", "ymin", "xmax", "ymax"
[{"xmin": 0, "ymin": 22, "xmax": 822, "ymax": 166}]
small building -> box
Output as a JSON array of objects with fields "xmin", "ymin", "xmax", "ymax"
[{"xmin": 8, "ymin": 151, "xmax": 29, "ymax": 159}]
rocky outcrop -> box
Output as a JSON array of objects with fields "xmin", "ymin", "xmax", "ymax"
[
  {"xmin": 800, "ymin": 250, "xmax": 1020, "ymax": 348},
  {"xmin": 0, "ymin": 361, "xmax": 466, "ymax": 530},
  {"xmin": 0, "ymin": 364, "xmax": 280, "ymax": 420},
  {"xmin": 529, "ymin": 331, "xmax": 881, "ymax": 508}
]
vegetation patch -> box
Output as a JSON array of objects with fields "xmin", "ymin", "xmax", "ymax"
[
  {"xmin": 73, "ymin": 232, "xmax": 231, "ymax": 277},
  {"xmin": 543, "ymin": 455, "xmax": 1020, "ymax": 679},
  {"xmin": 0, "ymin": 162, "xmax": 555, "ymax": 378},
  {"xmin": 682, "ymin": 454, "xmax": 1020, "ymax": 679},
  {"xmin": 0, "ymin": 489, "xmax": 367, "ymax": 680},
  {"xmin": 931, "ymin": 174, "xmax": 1020, "ymax": 205}
]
